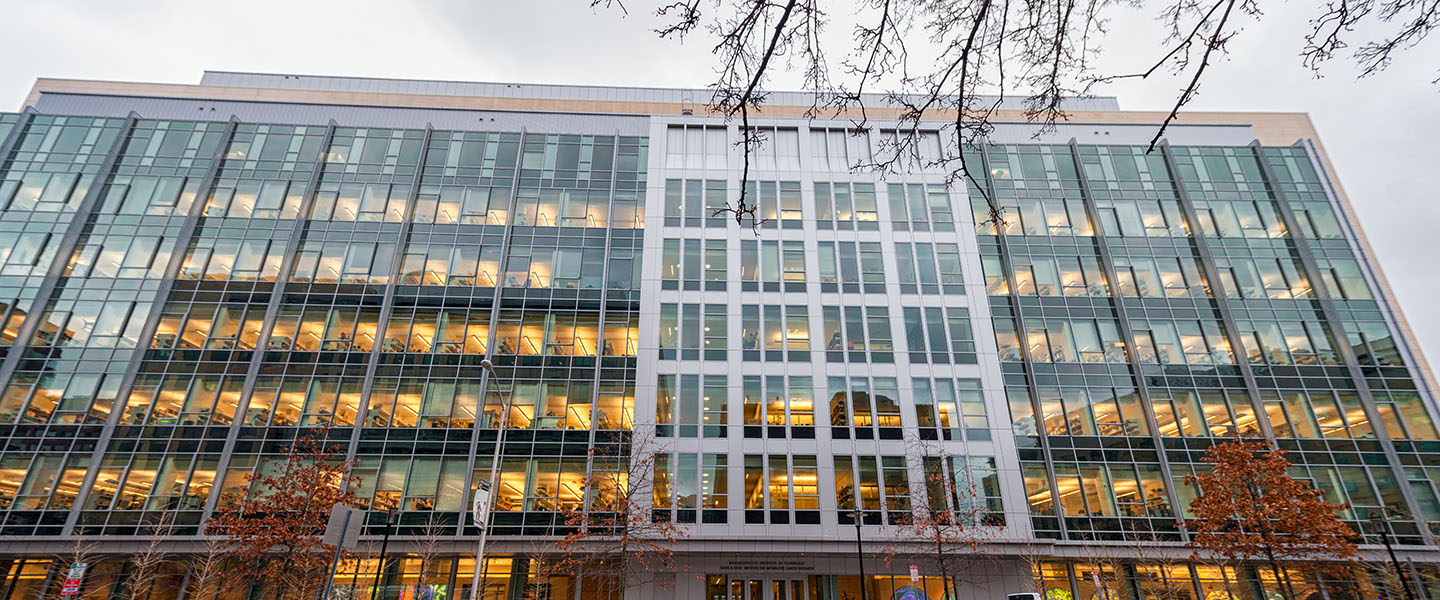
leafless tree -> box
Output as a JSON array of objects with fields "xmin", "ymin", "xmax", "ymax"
[
  {"xmin": 1071, "ymin": 542, "xmax": 1128, "ymax": 600},
  {"xmin": 1347, "ymin": 557, "xmax": 1405, "ymax": 600},
  {"xmin": 412, "ymin": 513, "xmax": 451, "ymax": 600},
  {"xmin": 549, "ymin": 426, "xmax": 684, "ymax": 598},
  {"xmin": 594, "ymin": 0, "xmax": 1437, "ymax": 229},
  {"xmin": 1303, "ymin": 0, "xmax": 1440, "ymax": 83},
  {"xmin": 882, "ymin": 437, "xmax": 1007, "ymax": 597},
  {"xmin": 46, "ymin": 527, "xmax": 104, "ymax": 600},
  {"xmin": 1345, "ymin": 557, "xmax": 1440, "ymax": 600},
  {"xmin": 1014, "ymin": 537, "xmax": 1052, "ymax": 599},
  {"xmin": 1119, "ymin": 522, "xmax": 1198, "ymax": 600},
  {"xmin": 121, "ymin": 513, "xmax": 177, "ymax": 600},
  {"xmin": 1332, "ymin": 509, "xmax": 1427, "ymax": 600},
  {"xmin": 184, "ymin": 534, "xmax": 231, "ymax": 600}
]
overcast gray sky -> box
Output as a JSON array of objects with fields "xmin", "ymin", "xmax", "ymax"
[{"xmin": 2, "ymin": 0, "xmax": 1436, "ymax": 366}]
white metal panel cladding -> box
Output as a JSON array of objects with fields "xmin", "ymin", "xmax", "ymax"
[{"xmin": 200, "ymin": 70, "xmax": 1123, "ymax": 112}]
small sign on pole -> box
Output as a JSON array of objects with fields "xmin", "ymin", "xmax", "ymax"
[
  {"xmin": 909, "ymin": 565, "xmax": 919, "ymax": 584},
  {"xmin": 1092, "ymin": 571, "xmax": 1109, "ymax": 600},
  {"xmin": 472, "ymin": 480, "xmax": 493, "ymax": 529},
  {"xmin": 322, "ymin": 506, "xmax": 363, "ymax": 551},
  {"xmin": 61, "ymin": 562, "xmax": 86, "ymax": 596},
  {"xmin": 320, "ymin": 507, "xmax": 364, "ymax": 600}
]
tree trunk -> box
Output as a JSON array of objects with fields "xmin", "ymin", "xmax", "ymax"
[
  {"xmin": 938, "ymin": 554, "xmax": 951, "ymax": 600},
  {"xmin": 1218, "ymin": 564, "xmax": 1238, "ymax": 600},
  {"xmin": 244, "ymin": 571, "xmax": 264, "ymax": 600},
  {"xmin": 1264, "ymin": 551, "xmax": 1297, "ymax": 600},
  {"xmin": 274, "ymin": 552, "xmax": 301, "ymax": 600}
]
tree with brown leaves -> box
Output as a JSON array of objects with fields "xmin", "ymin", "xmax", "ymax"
[
  {"xmin": 1184, "ymin": 439, "xmax": 1358, "ymax": 600},
  {"xmin": 206, "ymin": 429, "xmax": 359, "ymax": 600},
  {"xmin": 550, "ymin": 429, "xmax": 683, "ymax": 598}
]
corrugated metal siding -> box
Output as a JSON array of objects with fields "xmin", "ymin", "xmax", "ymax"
[{"xmin": 31, "ymin": 94, "xmax": 650, "ymax": 135}]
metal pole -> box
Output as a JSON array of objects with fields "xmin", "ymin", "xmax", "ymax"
[
  {"xmin": 471, "ymin": 360, "xmax": 511, "ymax": 600},
  {"xmin": 851, "ymin": 510, "xmax": 869, "ymax": 600},
  {"xmin": 1373, "ymin": 517, "xmax": 1419, "ymax": 600},
  {"xmin": 1092, "ymin": 569, "xmax": 1112, "ymax": 600},
  {"xmin": 1408, "ymin": 559, "xmax": 1429, "ymax": 600},
  {"xmin": 320, "ymin": 509, "xmax": 354, "ymax": 600},
  {"xmin": 370, "ymin": 511, "xmax": 397, "ymax": 600}
]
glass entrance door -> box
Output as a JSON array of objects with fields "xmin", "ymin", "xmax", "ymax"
[
  {"xmin": 730, "ymin": 579, "xmax": 763, "ymax": 600},
  {"xmin": 772, "ymin": 579, "xmax": 807, "ymax": 600},
  {"xmin": 728, "ymin": 577, "xmax": 806, "ymax": 600}
]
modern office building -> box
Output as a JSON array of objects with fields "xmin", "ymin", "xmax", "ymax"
[{"xmin": 0, "ymin": 71, "xmax": 1436, "ymax": 600}]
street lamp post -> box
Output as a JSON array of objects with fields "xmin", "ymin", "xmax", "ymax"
[
  {"xmin": 470, "ymin": 359, "xmax": 510, "ymax": 600},
  {"xmin": 1371, "ymin": 516, "xmax": 1419, "ymax": 600},
  {"xmin": 370, "ymin": 509, "xmax": 399, "ymax": 600},
  {"xmin": 850, "ymin": 509, "xmax": 869, "ymax": 600}
]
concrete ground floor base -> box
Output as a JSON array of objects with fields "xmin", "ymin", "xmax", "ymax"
[{"xmin": 0, "ymin": 547, "xmax": 1434, "ymax": 600}]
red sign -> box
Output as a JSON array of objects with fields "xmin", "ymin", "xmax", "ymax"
[{"xmin": 61, "ymin": 563, "xmax": 86, "ymax": 596}]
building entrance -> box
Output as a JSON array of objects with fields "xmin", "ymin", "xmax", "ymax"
[{"xmin": 719, "ymin": 577, "xmax": 811, "ymax": 600}]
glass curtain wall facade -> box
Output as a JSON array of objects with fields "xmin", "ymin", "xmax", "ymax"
[
  {"xmin": 0, "ymin": 109, "xmax": 647, "ymax": 600},
  {"xmin": 0, "ymin": 74, "xmax": 1436, "ymax": 600},
  {"xmin": 974, "ymin": 141, "xmax": 1440, "ymax": 600}
]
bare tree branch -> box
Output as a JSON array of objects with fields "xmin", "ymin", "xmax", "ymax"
[
  {"xmin": 590, "ymin": 0, "xmax": 630, "ymax": 16},
  {"xmin": 711, "ymin": 0, "xmax": 804, "ymax": 231},
  {"xmin": 185, "ymin": 535, "xmax": 231, "ymax": 600},
  {"xmin": 656, "ymin": 0, "xmax": 704, "ymax": 38},
  {"xmin": 1146, "ymin": 0, "xmax": 1247, "ymax": 152},
  {"xmin": 551, "ymin": 427, "xmax": 684, "ymax": 598},
  {"xmin": 48, "ymin": 528, "xmax": 102, "ymax": 600},
  {"xmin": 124, "ymin": 513, "xmax": 177, "ymax": 600},
  {"xmin": 605, "ymin": 0, "xmax": 1434, "ymax": 241},
  {"xmin": 1304, "ymin": 0, "xmax": 1439, "ymax": 81},
  {"xmin": 1353, "ymin": 0, "xmax": 1440, "ymax": 78},
  {"xmin": 831, "ymin": 0, "xmax": 905, "ymax": 131},
  {"xmin": 1084, "ymin": 0, "xmax": 1230, "ymax": 89}
]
